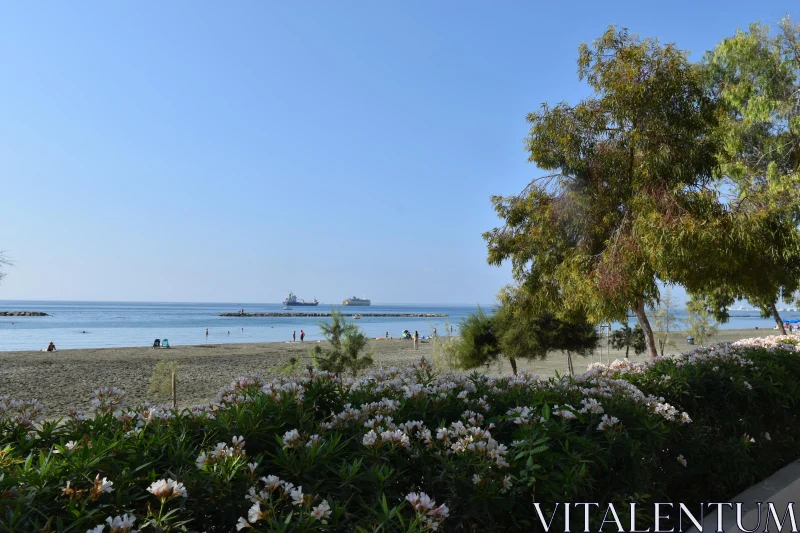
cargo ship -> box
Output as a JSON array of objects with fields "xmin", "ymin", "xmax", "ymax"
[
  {"xmin": 283, "ymin": 291, "xmax": 319, "ymax": 306},
  {"xmin": 343, "ymin": 296, "xmax": 371, "ymax": 306}
]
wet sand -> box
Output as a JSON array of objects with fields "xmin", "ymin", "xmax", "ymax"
[{"xmin": 0, "ymin": 328, "xmax": 779, "ymax": 417}]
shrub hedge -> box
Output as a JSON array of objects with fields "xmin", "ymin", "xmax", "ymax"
[{"xmin": 1, "ymin": 336, "xmax": 800, "ymax": 532}]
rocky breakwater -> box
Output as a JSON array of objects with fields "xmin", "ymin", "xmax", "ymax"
[
  {"xmin": 219, "ymin": 312, "xmax": 448, "ymax": 318},
  {"xmin": 0, "ymin": 311, "xmax": 50, "ymax": 316}
]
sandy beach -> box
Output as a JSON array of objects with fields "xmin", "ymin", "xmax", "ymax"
[{"xmin": 0, "ymin": 328, "xmax": 779, "ymax": 417}]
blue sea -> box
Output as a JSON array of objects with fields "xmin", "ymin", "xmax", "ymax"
[
  {"xmin": 0, "ymin": 301, "xmax": 483, "ymax": 351},
  {"xmin": 0, "ymin": 300, "xmax": 794, "ymax": 352}
]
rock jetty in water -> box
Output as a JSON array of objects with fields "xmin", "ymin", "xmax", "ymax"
[
  {"xmin": 219, "ymin": 312, "xmax": 448, "ymax": 318},
  {"xmin": 0, "ymin": 311, "xmax": 49, "ymax": 316}
]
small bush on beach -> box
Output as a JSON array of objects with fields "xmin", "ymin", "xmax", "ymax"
[
  {"xmin": 309, "ymin": 308, "xmax": 374, "ymax": 377},
  {"xmin": 2, "ymin": 336, "xmax": 800, "ymax": 532}
]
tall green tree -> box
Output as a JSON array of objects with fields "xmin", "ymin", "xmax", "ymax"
[
  {"xmin": 700, "ymin": 17, "xmax": 800, "ymax": 333},
  {"xmin": 609, "ymin": 324, "xmax": 646, "ymax": 359},
  {"xmin": 449, "ymin": 288, "xmax": 599, "ymax": 375},
  {"xmin": 309, "ymin": 309, "xmax": 374, "ymax": 377},
  {"xmin": 485, "ymin": 27, "xmax": 722, "ymax": 358}
]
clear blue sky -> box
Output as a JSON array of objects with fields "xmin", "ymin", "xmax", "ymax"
[{"xmin": 0, "ymin": 1, "xmax": 795, "ymax": 305}]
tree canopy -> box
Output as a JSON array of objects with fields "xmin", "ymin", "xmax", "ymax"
[
  {"xmin": 450, "ymin": 288, "xmax": 599, "ymax": 374},
  {"xmin": 484, "ymin": 27, "xmax": 726, "ymax": 357},
  {"xmin": 696, "ymin": 17, "xmax": 800, "ymax": 332}
]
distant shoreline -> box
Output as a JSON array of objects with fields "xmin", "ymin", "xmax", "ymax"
[{"xmin": 219, "ymin": 312, "xmax": 449, "ymax": 317}]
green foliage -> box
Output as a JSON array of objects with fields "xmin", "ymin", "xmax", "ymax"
[
  {"xmin": 148, "ymin": 359, "xmax": 178, "ymax": 401},
  {"xmin": 686, "ymin": 296, "xmax": 719, "ymax": 347},
  {"xmin": 484, "ymin": 26, "xmax": 726, "ymax": 359},
  {"xmin": 697, "ymin": 17, "xmax": 800, "ymax": 328},
  {"xmin": 309, "ymin": 308, "xmax": 374, "ymax": 377},
  {"xmin": 450, "ymin": 290, "xmax": 599, "ymax": 374},
  {"xmin": 609, "ymin": 324, "xmax": 647, "ymax": 358},
  {"xmin": 448, "ymin": 305, "xmax": 502, "ymax": 370},
  {"xmin": 2, "ymin": 338, "xmax": 800, "ymax": 532},
  {"xmin": 275, "ymin": 356, "xmax": 306, "ymax": 376}
]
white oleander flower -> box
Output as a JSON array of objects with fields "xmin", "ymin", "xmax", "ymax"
[
  {"xmin": 290, "ymin": 486, "xmax": 304, "ymax": 506},
  {"xmin": 262, "ymin": 475, "xmax": 282, "ymax": 492},
  {"xmin": 103, "ymin": 513, "xmax": 137, "ymax": 533},
  {"xmin": 248, "ymin": 502, "xmax": 266, "ymax": 523},
  {"xmin": 196, "ymin": 452, "xmax": 208, "ymax": 468},
  {"xmin": 677, "ymin": 455, "xmax": 687, "ymax": 467},
  {"xmin": 311, "ymin": 499, "xmax": 332, "ymax": 520},
  {"xmin": 147, "ymin": 478, "xmax": 187, "ymax": 500}
]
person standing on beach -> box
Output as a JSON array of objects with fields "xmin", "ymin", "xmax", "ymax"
[
  {"xmin": 413, "ymin": 330, "xmax": 419, "ymax": 350},
  {"xmin": 206, "ymin": 328, "xmax": 209, "ymax": 336},
  {"xmin": 386, "ymin": 331, "xmax": 389, "ymax": 340},
  {"xmin": 433, "ymin": 327, "xmax": 437, "ymax": 338},
  {"xmin": 293, "ymin": 330, "xmax": 296, "ymax": 342},
  {"xmin": 300, "ymin": 330, "xmax": 305, "ymax": 342}
]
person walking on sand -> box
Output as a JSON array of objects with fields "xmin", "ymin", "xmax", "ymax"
[
  {"xmin": 413, "ymin": 330, "xmax": 419, "ymax": 350},
  {"xmin": 293, "ymin": 330, "xmax": 296, "ymax": 342},
  {"xmin": 433, "ymin": 327, "xmax": 437, "ymax": 338},
  {"xmin": 300, "ymin": 330, "xmax": 305, "ymax": 342}
]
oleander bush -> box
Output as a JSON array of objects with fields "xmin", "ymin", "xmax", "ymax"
[{"xmin": 2, "ymin": 336, "xmax": 800, "ymax": 532}]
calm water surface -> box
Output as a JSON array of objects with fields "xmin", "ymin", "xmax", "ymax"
[
  {"xmin": 0, "ymin": 300, "xmax": 792, "ymax": 351},
  {"xmin": 0, "ymin": 301, "xmax": 480, "ymax": 351}
]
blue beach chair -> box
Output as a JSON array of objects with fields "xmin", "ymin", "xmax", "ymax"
[{"xmin": 162, "ymin": 339, "xmax": 170, "ymax": 348}]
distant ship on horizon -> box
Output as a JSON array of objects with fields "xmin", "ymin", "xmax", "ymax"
[
  {"xmin": 283, "ymin": 291, "xmax": 318, "ymax": 306},
  {"xmin": 343, "ymin": 296, "xmax": 371, "ymax": 306}
]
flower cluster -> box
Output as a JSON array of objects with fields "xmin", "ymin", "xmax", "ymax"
[
  {"xmin": 196, "ymin": 436, "xmax": 246, "ymax": 468},
  {"xmin": 0, "ymin": 396, "xmax": 45, "ymax": 427},
  {"xmin": 238, "ymin": 474, "xmax": 331, "ymax": 530},
  {"xmin": 281, "ymin": 429, "xmax": 322, "ymax": 449},
  {"xmin": 86, "ymin": 513, "xmax": 137, "ymax": 533},
  {"xmin": 405, "ymin": 492, "xmax": 449, "ymax": 530},
  {"xmin": 88, "ymin": 387, "xmax": 127, "ymax": 415},
  {"xmin": 147, "ymin": 478, "xmax": 187, "ymax": 501}
]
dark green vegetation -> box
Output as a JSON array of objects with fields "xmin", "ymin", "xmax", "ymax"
[
  {"xmin": 609, "ymin": 324, "xmax": 646, "ymax": 359},
  {"xmin": 1, "ymin": 339, "xmax": 799, "ymax": 531},
  {"xmin": 309, "ymin": 308, "xmax": 375, "ymax": 377},
  {"xmin": 482, "ymin": 18, "xmax": 800, "ymax": 358},
  {"xmin": 447, "ymin": 292, "xmax": 599, "ymax": 375}
]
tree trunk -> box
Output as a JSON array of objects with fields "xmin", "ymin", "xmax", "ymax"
[
  {"xmin": 567, "ymin": 352, "xmax": 574, "ymax": 374},
  {"xmin": 771, "ymin": 302, "xmax": 786, "ymax": 335},
  {"xmin": 634, "ymin": 300, "xmax": 658, "ymax": 358},
  {"xmin": 509, "ymin": 356, "xmax": 518, "ymax": 375},
  {"xmin": 625, "ymin": 345, "xmax": 630, "ymax": 359}
]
